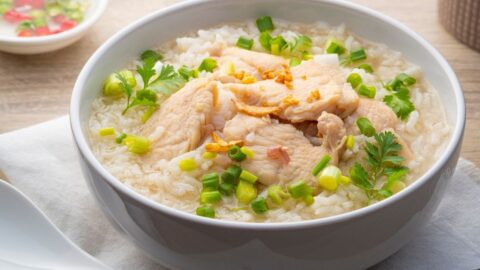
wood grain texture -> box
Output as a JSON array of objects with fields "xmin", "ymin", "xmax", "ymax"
[{"xmin": 0, "ymin": 0, "xmax": 479, "ymax": 165}]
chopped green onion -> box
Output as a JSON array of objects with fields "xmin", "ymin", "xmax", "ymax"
[
  {"xmin": 312, "ymin": 155, "xmax": 332, "ymax": 176},
  {"xmin": 178, "ymin": 65, "xmax": 198, "ymax": 80},
  {"xmin": 219, "ymin": 182, "xmax": 235, "ymax": 196},
  {"xmin": 141, "ymin": 106, "xmax": 157, "ymax": 124},
  {"xmin": 385, "ymin": 180, "xmax": 406, "ymax": 194},
  {"xmin": 340, "ymin": 175, "xmax": 351, "ymax": 185},
  {"xmin": 202, "ymin": 152, "xmax": 217, "ymax": 160},
  {"xmin": 357, "ymin": 84, "xmax": 376, "ymax": 98},
  {"xmin": 198, "ymin": 58, "xmax": 218, "ymax": 72},
  {"xmin": 251, "ymin": 197, "xmax": 269, "ymax": 214},
  {"xmin": 98, "ymin": 127, "xmax": 115, "ymax": 136},
  {"xmin": 236, "ymin": 36, "xmax": 254, "ymax": 50},
  {"xmin": 303, "ymin": 194, "xmax": 314, "ymax": 206},
  {"xmin": 239, "ymin": 169, "xmax": 258, "ymax": 184},
  {"xmin": 356, "ymin": 117, "xmax": 376, "ymax": 137},
  {"xmin": 115, "ymin": 133, "xmax": 127, "ymax": 144},
  {"xmin": 267, "ymin": 185, "xmax": 289, "ymax": 205},
  {"xmin": 270, "ymin": 36, "xmax": 286, "ymax": 55},
  {"xmin": 34, "ymin": 8, "xmax": 49, "ymax": 19},
  {"xmin": 287, "ymin": 180, "xmax": 312, "ymax": 199},
  {"xmin": 357, "ymin": 64, "xmax": 374, "ymax": 73},
  {"xmin": 228, "ymin": 145, "xmax": 247, "ymax": 162},
  {"xmin": 103, "ymin": 70, "xmax": 136, "ymax": 96},
  {"xmin": 178, "ymin": 158, "xmax": 197, "ymax": 171},
  {"xmin": 221, "ymin": 171, "xmax": 235, "ymax": 186},
  {"xmin": 225, "ymin": 164, "xmax": 242, "ymax": 182},
  {"xmin": 350, "ymin": 48, "xmax": 367, "ymax": 62},
  {"xmin": 301, "ymin": 51, "xmax": 313, "ymax": 60},
  {"xmin": 46, "ymin": 4, "xmax": 62, "ymax": 16},
  {"xmin": 256, "ymin": 16, "xmax": 274, "ymax": 32},
  {"xmin": 317, "ymin": 165, "xmax": 341, "ymax": 191},
  {"xmin": 347, "ymin": 73, "xmax": 362, "ymax": 89},
  {"xmin": 33, "ymin": 17, "xmax": 47, "ymax": 27},
  {"xmin": 293, "ymin": 35, "xmax": 312, "ymax": 52},
  {"xmin": 196, "ymin": 205, "xmax": 215, "ymax": 218},
  {"xmin": 325, "ymin": 38, "xmax": 346, "ymax": 55},
  {"xmin": 202, "ymin": 172, "xmax": 219, "ymax": 190},
  {"xmin": 236, "ymin": 180, "xmax": 257, "ymax": 204},
  {"xmin": 200, "ymin": 190, "xmax": 222, "ymax": 204},
  {"xmin": 396, "ymin": 73, "xmax": 416, "ymax": 86},
  {"xmin": 240, "ymin": 146, "xmax": 255, "ymax": 158},
  {"xmin": 259, "ymin": 31, "xmax": 272, "ymax": 51},
  {"xmin": 346, "ymin": 135, "xmax": 355, "ymax": 150},
  {"xmin": 123, "ymin": 135, "xmax": 151, "ymax": 155},
  {"xmin": 289, "ymin": 57, "xmax": 301, "ymax": 67}
]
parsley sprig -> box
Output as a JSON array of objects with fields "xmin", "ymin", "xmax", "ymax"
[
  {"xmin": 383, "ymin": 73, "xmax": 416, "ymax": 120},
  {"xmin": 116, "ymin": 50, "xmax": 187, "ymax": 117},
  {"xmin": 349, "ymin": 131, "xmax": 407, "ymax": 200}
]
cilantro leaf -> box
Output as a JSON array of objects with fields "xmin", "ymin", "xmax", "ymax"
[
  {"xmin": 349, "ymin": 131, "xmax": 407, "ymax": 201},
  {"xmin": 365, "ymin": 131, "xmax": 404, "ymax": 174},
  {"xmin": 383, "ymin": 89, "xmax": 415, "ymax": 120},
  {"xmin": 149, "ymin": 75, "xmax": 186, "ymax": 95},
  {"xmin": 140, "ymin": 50, "xmax": 163, "ymax": 62},
  {"xmin": 349, "ymin": 163, "xmax": 373, "ymax": 190},
  {"xmin": 157, "ymin": 64, "xmax": 176, "ymax": 80},
  {"xmin": 122, "ymin": 89, "xmax": 158, "ymax": 114},
  {"xmin": 116, "ymin": 72, "xmax": 134, "ymax": 113},
  {"xmin": 136, "ymin": 57, "xmax": 156, "ymax": 88}
]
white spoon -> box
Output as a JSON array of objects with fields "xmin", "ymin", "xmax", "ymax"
[{"xmin": 0, "ymin": 180, "xmax": 112, "ymax": 270}]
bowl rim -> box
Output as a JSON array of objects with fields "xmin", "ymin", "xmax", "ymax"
[
  {"xmin": 0, "ymin": 0, "xmax": 108, "ymax": 44},
  {"xmin": 70, "ymin": 0, "xmax": 465, "ymax": 230}
]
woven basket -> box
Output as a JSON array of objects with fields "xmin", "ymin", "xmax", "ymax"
[{"xmin": 439, "ymin": 0, "xmax": 480, "ymax": 51}]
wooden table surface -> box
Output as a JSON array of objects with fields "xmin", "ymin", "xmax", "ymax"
[{"xmin": 0, "ymin": 0, "xmax": 479, "ymax": 165}]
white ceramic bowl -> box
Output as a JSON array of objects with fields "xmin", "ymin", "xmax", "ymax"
[
  {"xmin": 70, "ymin": 0, "xmax": 465, "ymax": 269},
  {"xmin": 0, "ymin": 0, "xmax": 108, "ymax": 54}
]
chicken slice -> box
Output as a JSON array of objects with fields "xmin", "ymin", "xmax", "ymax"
[
  {"xmin": 347, "ymin": 98, "xmax": 398, "ymax": 134},
  {"xmin": 141, "ymin": 79, "xmax": 217, "ymax": 162},
  {"xmin": 214, "ymin": 47, "xmax": 288, "ymax": 83},
  {"xmin": 223, "ymin": 112, "xmax": 346, "ymax": 186},
  {"xmin": 224, "ymin": 58, "xmax": 359, "ymax": 122}
]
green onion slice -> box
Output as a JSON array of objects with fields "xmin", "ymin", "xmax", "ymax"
[
  {"xmin": 325, "ymin": 38, "xmax": 346, "ymax": 55},
  {"xmin": 196, "ymin": 205, "xmax": 215, "ymax": 218},
  {"xmin": 347, "ymin": 73, "xmax": 362, "ymax": 89},
  {"xmin": 350, "ymin": 48, "xmax": 367, "ymax": 62},
  {"xmin": 198, "ymin": 58, "xmax": 218, "ymax": 72},
  {"xmin": 200, "ymin": 190, "xmax": 222, "ymax": 204},
  {"xmin": 202, "ymin": 172, "xmax": 219, "ymax": 190},
  {"xmin": 311, "ymin": 155, "xmax": 332, "ymax": 176},
  {"xmin": 251, "ymin": 197, "xmax": 269, "ymax": 214},
  {"xmin": 228, "ymin": 145, "xmax": 247, "ymax": 162},
  {"xmin": 356, "ymin": 117, "xmax": 376, "ymax": 137},
  {"xmin": 357, "ymin": 84, "xmax": 376, "ymax": 99},
  {"xmin": 256, "ymin": 16, "xmax": 274, "ymax": 32},
  {"xmin": 357, "ymin": 63, "xmax": 374, "ymax": 73},
  {"xmin": 236, "ymin": 36, "xmax": 254, "ymax": 50}
]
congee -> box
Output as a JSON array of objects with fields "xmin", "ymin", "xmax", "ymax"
[{"xmin": 88, "ymin": 17, "xmax": 450, "ymax": 222}]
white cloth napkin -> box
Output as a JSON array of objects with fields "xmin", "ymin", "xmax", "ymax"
[{"xmin": 0, "ymin": 116, "xmax": 479, "ymax": 270}]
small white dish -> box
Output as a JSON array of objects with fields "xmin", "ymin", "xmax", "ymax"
[
  {"xmin": 0, "ymin": 180, "xmax": 111, "ymax": 270},
  {"xmin": 0, "ymin": 0, "xmax": 108, "ymax": 54}
]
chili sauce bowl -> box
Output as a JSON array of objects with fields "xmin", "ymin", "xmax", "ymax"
[{"xmin": 0, "ymin": 0, "xmax": 107, "ymax": 54}]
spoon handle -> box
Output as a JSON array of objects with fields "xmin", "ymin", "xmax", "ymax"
[{"xmin": 0, "ymin": 181, "xmax": 112, "ymax": 270}]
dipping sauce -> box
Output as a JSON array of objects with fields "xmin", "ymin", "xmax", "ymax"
[{"xmin": 0, "ymin": 0, "xmax": 88, "ymax": 37}]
